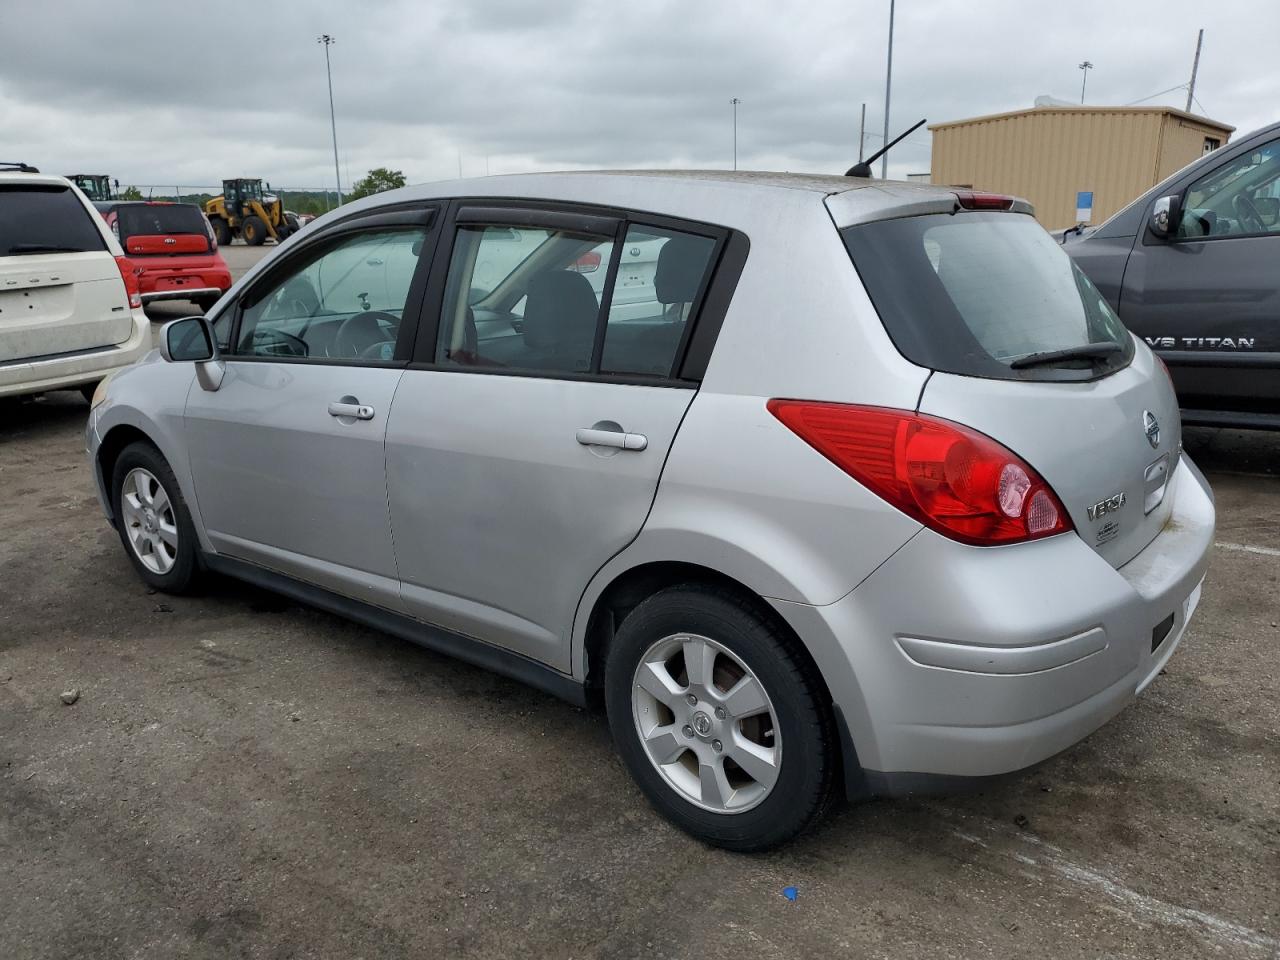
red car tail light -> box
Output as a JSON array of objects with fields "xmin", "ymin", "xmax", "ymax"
[
  {"xmin": 114, "ymin": 256, "xmax": 143, "ymax": 309},
  {"xmin": 571, "ymin": 251, "xmax": 601, "ymax": 273},
  {"xmin": 767, "ymin": 400, "xmax": 1072, "ymax": 546},
  {"xmin": 954, "ymin": 191, "xmax": 1015, "ymax": 210}
]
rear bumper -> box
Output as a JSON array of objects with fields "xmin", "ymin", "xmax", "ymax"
[
  {"xmin": 140, "ymin": 287, "xmax": 224, "ymax": 304},
  {"xmin": 773, "ymin": 455, "xmax": 1214, "ymax": 793},
  {"xmin": 132, "ymin": 255, "xmax": 231, "ymax": 303},
  {"xmin": 0, "ymin": 310, "xmax": 150, "ymax": 398}
]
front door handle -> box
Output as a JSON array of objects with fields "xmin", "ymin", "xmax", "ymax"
[
  {"xmin": 576, "ymin": 427, "xmax": 647, "ymax": 451},
  {"xmin": 328, "ymin": 400, "xmax": 375, "ymax": 420}
]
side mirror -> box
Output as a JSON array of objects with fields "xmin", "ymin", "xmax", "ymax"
[
  {"xmin": 159, "ymin": 316, "xmax": 216, "ymax": 362},
  {"xmin": 1148, "ymin": 194, "xmax": 1182, "ymax": 240},
  {"xmin": 159, "ymin": 316, "xmax": 226, "ymax": 391}
]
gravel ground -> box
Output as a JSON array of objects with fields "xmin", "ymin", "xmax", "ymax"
[{"xmin": 1, "ymin": 350, "xmax": 1277, "ymax": 957}]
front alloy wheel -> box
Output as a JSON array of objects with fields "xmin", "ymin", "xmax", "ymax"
[
  {"xmin": 119, "ymin": 467, "xmax": 179, "ymax": 574},
  {"xmin": 110, "ymin": 441, "xmax": 201, "ymax": 593}
]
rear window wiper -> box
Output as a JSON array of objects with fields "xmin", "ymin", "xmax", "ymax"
[
  {"xmin": 5, "ymin": 243, "xmax": 87, "ymax": 254},
  {"xmin": 1009, "ymin": 342, "xmax": 1123, "ymax": 369}
]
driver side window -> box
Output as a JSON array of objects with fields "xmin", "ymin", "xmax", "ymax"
[
  {"xmin": 233, "ymin": 226, "xmax": 428, "ymax": 361},
  {"xmin": 1177, "ymin": 139, "xmax": 1280, "ymax": 239}
]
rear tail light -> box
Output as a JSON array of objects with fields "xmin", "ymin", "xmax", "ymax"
[
  {"xmin": 204, "ymin": 215, "xmax": 218, "ymax": 250},
  {"xmin": 114, "ymin": 256, "xmax": 142, "ymax": 309},
  {"xmin": 954, "ymin": 191, "xmax": 1015, "ymax": 210},
  {"xmin": 767, "ymin": 400, "xmax": 1072, "ymax": 546},
  {"xmin": 570, "ymin": 251, "xmax": 601, "ymax": 273}
]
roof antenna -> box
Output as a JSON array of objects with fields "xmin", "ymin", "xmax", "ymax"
[{"xmin": 845, "ymin": 118, "xmax": 926, "ymax": 178}]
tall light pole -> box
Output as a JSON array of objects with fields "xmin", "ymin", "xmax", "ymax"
[
  {"xmin": 730, "ymin": 97, "xmax": 742, "ymax": 170},
  {"xmin": 1078, "ymin": 60, "xmax": 1093, "ymax": 104},
  {"xmin": 318, "ymin": 34, "xmax": 343, "ymax": 204},
  {"xmin": 881, "ymin": 0, "xmax": 895, "ymax": 179}
]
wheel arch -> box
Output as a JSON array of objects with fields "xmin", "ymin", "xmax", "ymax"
[{"xmin": 95, "ymin": 423, "xmax": 156, "ymax": 524}]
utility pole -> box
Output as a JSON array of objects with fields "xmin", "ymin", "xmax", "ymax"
[
  {"xmin": 730, "ymin": 98, "xmax": 742, "ymax": 170},
  {"xmin": 858, "ymin": 102, "xmax": 867, "ymax": 162},
  {"xmin": 1078, "ymin": 60, "xmax": 1093, "ymax": 104},
  {"xmin": 1185, "ymin": 29, "xmax": 1204, "ymax": 112},
  {"xmin": 881, "ymin": 0, "xmax": 895, "ymax": 179},
  {"xmin": 317, "ymin": 34, "xmax": 343, "ymax": 204}
]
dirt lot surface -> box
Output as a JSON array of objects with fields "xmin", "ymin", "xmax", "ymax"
[{"xmin": 1, "ymin": 312, "xmax": 1277, "ymax": 956}]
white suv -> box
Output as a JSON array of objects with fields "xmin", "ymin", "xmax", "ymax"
[{"xmin": 0, "ymin": 167, "xmax": 150, "ymax": 401}]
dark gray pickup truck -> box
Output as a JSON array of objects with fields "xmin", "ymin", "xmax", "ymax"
[{"xmin": 1065, "ymin": 121, "xmax": 1280, "ymax": 429}]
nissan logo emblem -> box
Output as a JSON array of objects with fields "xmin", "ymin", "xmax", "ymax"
[{"xmin": 1143, "ymin": 410, "xmax": 1160, "ymax": 449}]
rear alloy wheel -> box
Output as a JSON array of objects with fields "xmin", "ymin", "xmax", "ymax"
[
  {"xmin": 111, "ymin": 441, "xmax": 201, "ymax": 593},
  {"xmin": 242, "ymin": 215, "xmax": 267, "ymax": 246},
  {"xmin": 606, "ymin": 585, "xmax": 835, "ymax": 851}
]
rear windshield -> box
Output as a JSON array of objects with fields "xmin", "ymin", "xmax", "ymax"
[
  {"xmin": 0, "ymin": 185, "xmax": 108, "ymax": 257},
  {"xmin": 842, "ymin": 211, "xmax": 1133, "ymax": 381},
  {"xmin": 117, "ymin": 203, "xmax": 208, "ymax": 239}
]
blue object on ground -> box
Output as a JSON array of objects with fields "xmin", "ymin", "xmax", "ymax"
[{"xmin": 782, "ymin": 886, "xmax": 798, "ymax": 901}]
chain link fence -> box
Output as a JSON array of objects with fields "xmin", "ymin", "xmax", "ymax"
[{"xmin": 122, "ymin": 185, "xmax": 345, "ymax": 218}]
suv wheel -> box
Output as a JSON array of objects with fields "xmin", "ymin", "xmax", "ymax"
[
  {"xmin": 110, "ymin": 441, "xmax": 201, "ymax": 593},
  {"xmin": 605, "ymin": 585, "xmax": 835, "ymax": 851}
]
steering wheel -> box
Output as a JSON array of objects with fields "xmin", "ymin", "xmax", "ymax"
[
  {"xmin": 332, "ymin": 311, "xmax": 399, "ymax": 358},
  {"xmin": 1232, "ymin": 193, "xmax": 1267, "ymax": 234},
  {"xmin": 248, "ymin": 328, "xmax": 308, "ymax": 357}
]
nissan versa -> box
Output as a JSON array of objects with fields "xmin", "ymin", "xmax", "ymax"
[{"xmin": 87, "ymin": 171, "xmax": 1214, "ymax": 850}]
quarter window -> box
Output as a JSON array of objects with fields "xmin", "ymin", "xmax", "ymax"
[
  {"xmin": 437, "ymin": 218, "xmax": 717, "ymax": 379},
  {"xmin": 233, "ymin": 226, "xmax": 428, "ymax": 361}
]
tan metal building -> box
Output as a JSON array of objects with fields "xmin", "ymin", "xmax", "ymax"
[{"xmin": 929, "ymin": 106, "xmax": 1234, "ymax": 228}]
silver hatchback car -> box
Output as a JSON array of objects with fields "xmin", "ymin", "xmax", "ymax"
[{"xmin": 88, "ymin": 172, "xmax": 1214, "ymax": 850}]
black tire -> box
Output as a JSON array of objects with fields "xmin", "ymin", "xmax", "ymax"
[
  {"xmin": 242, "ymin": 215, "xmax": 267, "ymax": 246},
  {"xmin": 110, "ymin": 441, "xmax": 202, "ymax": 594},
  {"xmin": 211, "ymin": 217, "xmax": 232, "ymax": 247},
  {"xmin": 193, "ymin": 295, "xmax": 219, "ymax": 314},
  {"xmin": 605, "ymin": 584, "xmax": 836, "ymax": 851}
]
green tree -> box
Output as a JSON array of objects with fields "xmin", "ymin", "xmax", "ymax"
[
  {"xmin": 348, "ymin": 168, "xmax": 406, "ymax": 201},
  {"xmin": 118, "ymin": 185, "xmax": 143, "ymax": 201}
]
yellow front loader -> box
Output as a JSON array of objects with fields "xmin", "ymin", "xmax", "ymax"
[{"xmin": 204, "ymin": 178, "xmax": 297, "ymax": 246}]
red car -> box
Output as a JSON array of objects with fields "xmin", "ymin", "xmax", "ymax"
[{"xmin": 100, "ymin": 201, "xmax": 232, "ymax": 312}]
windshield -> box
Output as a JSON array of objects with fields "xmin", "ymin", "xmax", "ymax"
[{"xmin": 842, "ymin": 211, "xmax": 1133, "ymax": 381}]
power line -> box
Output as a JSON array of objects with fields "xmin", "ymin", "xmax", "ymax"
[{"xmin": 1125, "ymin": 83, "xmax": 1189, "ymax": 106}]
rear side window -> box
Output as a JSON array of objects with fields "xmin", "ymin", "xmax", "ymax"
[
  {"xmin": 116, "ymin": 204, "xmax": 208, "ymax": 239},
  {"xmin": 842, "ymin": 211, "xmax": 1133, "ymax": 381},
  {"xmin": 436, "ymin": 219, "xmax": 717, "ymax": 379},
  {"xmin": 0, "ymin": 185, "xmax": 107, "ymax": 257}
]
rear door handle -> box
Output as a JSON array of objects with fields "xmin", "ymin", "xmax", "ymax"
[
  {"xmin": 576, "ymin": 427, "xmax": 647, "ymax": 451},
  {"xmin": 328, "ymin": 400, "xmax": 375, "ymax": 420}
]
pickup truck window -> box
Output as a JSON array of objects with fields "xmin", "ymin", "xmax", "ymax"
[{"xmin": 1178, "ymin": 139, "xmax": 1280, "ymax": 239}]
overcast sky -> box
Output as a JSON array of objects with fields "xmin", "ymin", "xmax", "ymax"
[{"xmin": 2, "ymin": 0, "xmax": 1276, "ymax": 192}]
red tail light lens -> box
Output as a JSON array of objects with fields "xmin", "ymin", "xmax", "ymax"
[
  {"xmin": 571, "ymin": 251, "xmax": 601, "ymax": 274},
  {"xmin": 114, "ymin": 255, "xmax": 142, "ymax": 309},
  {"xmin": 954, "ymin": 191, "xmax": 1015, "ymax": 210},
  {"xmin": 767, "ymin": 400, "xmax": 1072, "ymax": 546}
]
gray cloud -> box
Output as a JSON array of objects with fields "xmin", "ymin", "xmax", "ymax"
[{"xmin": 2, "ymin": 0, "xmax": 1276, "ymax": 191}]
